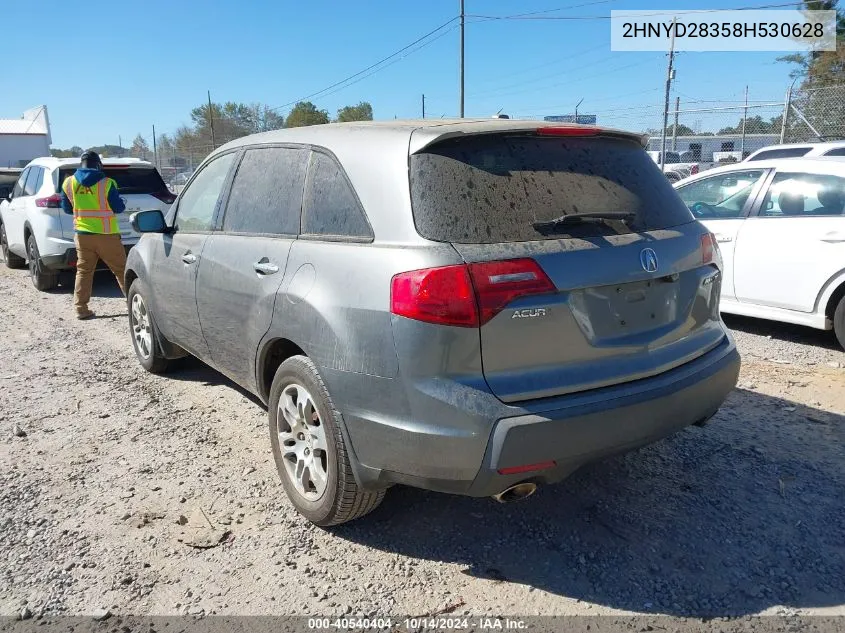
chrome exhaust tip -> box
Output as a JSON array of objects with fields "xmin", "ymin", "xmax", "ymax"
[{"xmin": 492, "ymin": 482, "xmax": 538, "ymax": 503}]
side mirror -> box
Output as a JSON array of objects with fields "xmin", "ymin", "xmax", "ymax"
[{"xmin": 130, "ymin": 209, "xmax": 168, "ymax": 233}]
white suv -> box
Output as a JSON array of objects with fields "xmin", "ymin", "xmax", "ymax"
[
  {"xmin": 744, "ymin": 141, "xmax": 845, "ymax": 162},
  {"xmin": 674, "ymin": 157, "xmax": 845, "ymax": 348},
  {"xmin": 0, "ymin": 157, "xmax": 175, "ymax": 290}
]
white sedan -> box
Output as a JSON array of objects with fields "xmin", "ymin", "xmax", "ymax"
[{"xmin": 674, "ymin": 157, "xmax": 845, "ymax": 349}]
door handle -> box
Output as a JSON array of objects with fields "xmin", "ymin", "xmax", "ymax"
[
  {"xmin": 819, "ymin": 232, "xmax": 845, "ymax": 243},
  {"xmin": 714, "ymin": 234, "xmax": 733, "ymax": 243},
  {"xmin": 253, "ymin": 261, "xmax": 279, "ymax": 275},
  {"xmin": 181, "ymin": 252, "xmax": 197, "ymax": 264}
]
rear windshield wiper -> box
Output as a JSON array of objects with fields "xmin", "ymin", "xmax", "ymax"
[{"xmin": 532, "ymin": 211, "xmax": 635, "ymax": 232}]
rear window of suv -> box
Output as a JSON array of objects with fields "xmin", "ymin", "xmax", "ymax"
[
  {"xmin": 746, "ymin": 147, "xmax": 811, "ymax": 161},
  {"xmin": 410, "ymin": 134, "xmax": 694, "ymax": 243},
  {"xmin": 57, "ymin": 167, "xmax": 167, "ymax": 194}
]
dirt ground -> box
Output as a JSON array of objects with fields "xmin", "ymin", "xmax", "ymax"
[{"xmin": 1, "ymin": 266, "xmax": 843, "ymax": 621}]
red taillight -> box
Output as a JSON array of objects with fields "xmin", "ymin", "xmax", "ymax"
[
  {"xmin": 468, "ymin": 258, "xmax": 555, "ymax": 325},
  {"xmin": 390, "ymin": 258, "xmax": 555, "ymax": 328},
  {"xmin": 537, "ymin": 126, "xmax": 600, "ymax": 137},
  {"xmin": 35, "ymin": 194, "xmax": 62, "ymax": 208},
  {"xmin": 152, "ymin": 191, "xmax": 177, "ymax": 204},
  {"xmin": 690, "ymin": 164, "xmax": 700, "ymax": 175},
  {"xmin": 391, "ymin": 265, "xmax": 478, "ymax": 327},
  {"xmin": 701, "ymin": 233, "xmax": 716, "ymax": 265},
  {"xmin": 497, "ymin": 460, "xmax": 556, "ymax": 475}
]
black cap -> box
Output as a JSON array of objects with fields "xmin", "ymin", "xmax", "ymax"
[{"xmin": 80, "ymin": 150, "xmax": 102, "ymax": 170}]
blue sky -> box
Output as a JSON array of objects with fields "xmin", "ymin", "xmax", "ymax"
[{"xmin": 5, "ymin": 0, "xmax": 797, "ymax": 148}]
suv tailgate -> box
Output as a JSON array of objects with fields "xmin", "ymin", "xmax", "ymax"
[{"xmin": 409, "ymin": 132, "xmax": 725, "ymax": 402}]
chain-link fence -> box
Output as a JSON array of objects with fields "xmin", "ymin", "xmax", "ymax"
[
  {"xmin": 514, "ymin": 83, "xmax": 845, "ymax": 165},
  {"xmin": 783, "ymin": 84, "xmax": 845, "ymax": 144}
]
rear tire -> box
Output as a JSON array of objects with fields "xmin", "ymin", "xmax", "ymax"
[
  {"xmin": 127, "ymin": 278, "xmax": 171, "ymax": 373},
  {"xmin": 27, "ymin": 235, "xmax": 58, "ymax": 291},
  {"xmin": 0, "ymin": 222, "xmax": 25, "ymax": 269},
  {"xmin": 268, "ymin": 355, "xmax": 385, "ymax": 526},
  {"xmin": 834, "ymin": 294, "xmax": 845, "ymax": 351}
]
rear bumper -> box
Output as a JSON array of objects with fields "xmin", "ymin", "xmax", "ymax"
[
  {"xmin": 352, "ymin": 336, "xmax": 739, "ymax": 497},
  {"xmin": 40, "ymin": 243, "xmax": 135, "ymax": 271}
]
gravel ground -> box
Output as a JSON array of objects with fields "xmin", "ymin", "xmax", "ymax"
[{"xmin": 0, "ymin": 266, "xmax": 843, "ymax": 622}]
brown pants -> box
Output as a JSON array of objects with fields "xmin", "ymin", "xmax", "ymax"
[{"xmin": 74, "ymin": 233, "xmax": 127, "ymax": 316}]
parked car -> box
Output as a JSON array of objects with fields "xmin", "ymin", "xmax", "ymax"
[
  {"xmin": 744, "ymin": 140, "xmax": 845, "ymax": 162},
  {"xmin": 0, "ymin": 168, "xmax": 22, "ymax": 203},
  {"xmin": 0, "ymin": 157, "xmax": 175, "ymax": 290},
  {"xmin": 674, "ymin": 157, "xmax": 845, "ymax": 348},
  {"xmin": 647, "ymin": 150, "xmax": 713, "ymax": 181},
  {"xmin": 125, "ymin": 120, "xmax": 740, "ymax": 525}
]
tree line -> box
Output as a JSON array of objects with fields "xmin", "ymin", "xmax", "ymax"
[{"xmin": 51, "ymin": 100, "xmax": 373, "ymax": 167}]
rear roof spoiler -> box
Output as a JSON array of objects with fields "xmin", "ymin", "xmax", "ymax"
[{"xmin": 409, "ymin": 123, "xmax": 648, "ymax": 155}]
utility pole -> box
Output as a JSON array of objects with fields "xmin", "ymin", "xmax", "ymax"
[
  {"xmin": 780, "ymin": 78, "xmax": 796, "ymax": 144},
  {"xmin": 207, "ymin": 90, "xmax": 216, "ymax": 149},
  {"xmin": 152, "ymin": 125, "xmax": 158, "ymax": 171},
  {"xmin": 659, "ymin": 17, "xmax": 677, "ymax": 171},
  {"xmin": 672, "ymin": 96, "xmax": 680, "ymax": 151},
  {"xmin": 422, "ymin": 94, "xmax": 426, "ymax": 119},
  {"xmin": 740, "ymin": 85, "xmax": 748, "ymax": 158},
  {"xmin": 459, "ymin": 0, "xmax": 465, "ymax": 118},
  {"xmin": 118, "ymin": 135, "xmax": 122, "ymax": 158},
  {"xmin": 574, "ymin": 98, "xmax": 584, "ymax": 122}
]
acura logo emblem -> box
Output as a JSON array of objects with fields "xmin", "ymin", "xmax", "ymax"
[{"xmin": 640, "ymin": 248, "xmax": 658, "ymax": 273}]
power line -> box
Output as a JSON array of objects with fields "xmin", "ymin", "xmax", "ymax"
[
  {"xmin": 468, "ymin": 2, "xmax": 801, "ymax": 21},
  {"xmin": 293, "ymin": 25, "xmax": 459, "ymax": 107},
  {"xmin": 508, "ymin": 88, "xmax": 663, "ymax": 116},
  {"xmin": 468, "ymin": 50, "xmax": 624, "ymax": 98},
  {"xmin": 470, "ymin": 0, "xmax": 621, "ymax": 23},
  {"xmin": 467, "ymin": 43, "xmax": 607, "ymax": 91},
  {"xmin": 466, "ymin": 44, "xmax": 609, "ymax": 97},
  {"xmin": 270, "ymin": 17, "xmax": 458, "ymax": 113},
  {"xmin": 470, "ymin": 56, "xmax": 660, "ymax": 102}
]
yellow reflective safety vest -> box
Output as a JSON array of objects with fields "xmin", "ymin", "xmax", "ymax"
[{"xmin": 62, "ymin": 175, "xmax": 120, "ymax": 234}]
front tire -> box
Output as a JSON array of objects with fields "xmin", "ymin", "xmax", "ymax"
[
  {"xmin": 127, "ymin": 279, "xmax": 171, "ymax": 373},
  {"xmin": 1, "ymin": 222, "xmax": 25, "ymax": 269},
  {"xmin": 834, "ymin": 294, "xmax": 845, "ymax": 351},
  {"xmin": 268, "ymin": 355, "xmax": 385, "ymax": 526},
  {"xmin": 27, "ymin": 235, "xmax": 57, "ymax": 291}
]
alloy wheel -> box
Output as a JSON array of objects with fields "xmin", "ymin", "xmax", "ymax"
[
  {"xmin": 130, "ymin": 294, "xmax": 153, "ymax": 359},
  {"xmin": 277, "ymin": 383, "xmax": 329, "ymax": 500},
  {"xmin": 27, "ymin": 240, "xmax": 38, "ymax": 282}
]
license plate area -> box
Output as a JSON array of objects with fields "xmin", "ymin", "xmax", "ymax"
[{"xmin": 569, "ymin": 278, "xmax": 679, "ymax": 341}]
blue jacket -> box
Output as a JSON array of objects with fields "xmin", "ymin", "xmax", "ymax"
[{"xmin": 60, "ymin": 168, "xmax": 126, "ymax": 219}]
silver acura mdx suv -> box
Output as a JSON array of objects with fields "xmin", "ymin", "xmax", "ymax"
[{"xmin": 125, "ymin": 119, "xmax": 740, "ymax": 526}]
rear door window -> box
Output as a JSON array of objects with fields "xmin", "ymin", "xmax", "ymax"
[
  {"xmin": 822, "ymin": 148, "xmax": 845, "ymax": 157},
  {"xmin": 410, "ymin": 134, "xmax": 694, "ymax": 243},
  {"xmin": 32, "ymin": 168, "xmax": 44, "ymax": 194},
  {"xmin": 22, "ymin": 167, "xmax": 40, "ymax": 196},
  {"xmin": 760, "ymin": 172, "xmax": 845, "ymax": 217},
  {"xmin": 222, "ymin": 147, "xmax": 307, "ymax": 235},
  {"xmin": 301, "ymin": 151, "xmax": 373, "ymax": 239}
]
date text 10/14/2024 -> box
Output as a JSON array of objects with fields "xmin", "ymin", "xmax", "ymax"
[{"xmin": 308, "ymin": 617, "xmax": 528, "ymax": 630}]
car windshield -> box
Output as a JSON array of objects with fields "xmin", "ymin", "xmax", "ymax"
[
  {"xmin": 409, "ymin": 134, "xmax": 694, "ymax": 243},
  {"xmin": 57, "ymin": 166, "xmax": 167, "ymax": 194}
]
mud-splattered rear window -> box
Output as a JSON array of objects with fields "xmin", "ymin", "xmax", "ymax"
[{"xmin": 410, "ymin": 135, "xmax": 694, "ymax": 243}]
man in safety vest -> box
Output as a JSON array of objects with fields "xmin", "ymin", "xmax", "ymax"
[{"xmin": 60, "ymin": 150, "xmax": 127, "ymax": 320}]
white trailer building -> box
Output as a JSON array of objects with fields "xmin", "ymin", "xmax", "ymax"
[{"xmin": 0, "ymin": 106, "xmax": 51, "ymax": 168}]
